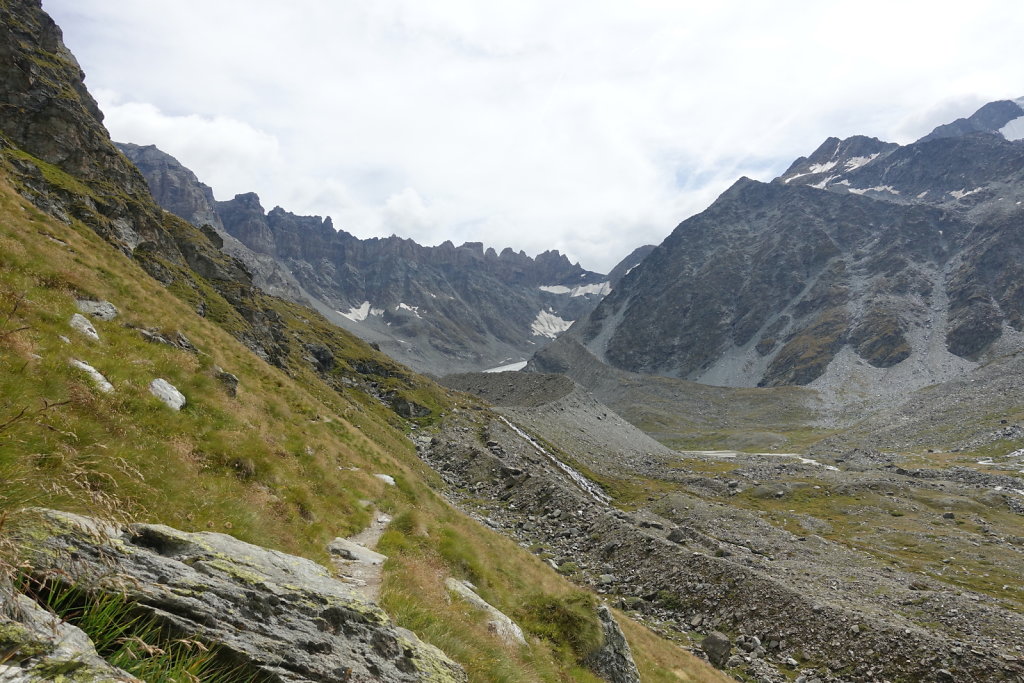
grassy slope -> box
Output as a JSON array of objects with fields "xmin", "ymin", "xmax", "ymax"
[{"xmin": 0, "ymin": 169, "xmax": 722, "ymax": 681}]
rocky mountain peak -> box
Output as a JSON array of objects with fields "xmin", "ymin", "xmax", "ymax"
[
  {"xmin": 122, "ymin": 143, "xmax": 622, "ymax": 374},
  {"xmin": 561, "ymin": 97, "xmax": 1024, "ymax": 400},
  {"xmin": 919, "ymin": 97, "xmax": 1024, "ymax": 142}
]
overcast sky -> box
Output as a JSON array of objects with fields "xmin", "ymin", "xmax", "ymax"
[{"xmin": 43, "ymin": 1, "xmax": 1024, "ymax": 273}]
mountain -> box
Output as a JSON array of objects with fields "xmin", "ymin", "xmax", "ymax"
[
  {"xmin": 0, "ymin": 2, "xmax": 720, "ymax": 680},
  {"xmin": 118, "ymin": 143, "xmax": 617, "ymax": 376},
  {"xmin": 556, "ymin": 99, "xmax": 1024, "ymax": 408}
]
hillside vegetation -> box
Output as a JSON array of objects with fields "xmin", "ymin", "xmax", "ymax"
[{"xmin": 0, "ymin": 158, "xmax": 722, "ymax": 681}]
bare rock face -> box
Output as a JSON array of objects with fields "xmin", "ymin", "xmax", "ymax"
[
  {"xmin": 583, "ymin": 605, "xmax": 641, "ymax": 683},
  {"xmin": 14, "ymin": 508, "xmax": 466, "ymax": 683},
  {"xmin": 567, "ymin": 98, "xmax": 1024, "ymax": 391},
  {"xmin": 117, "ymin": 143, "xmax": 617, "ymax": 375}
]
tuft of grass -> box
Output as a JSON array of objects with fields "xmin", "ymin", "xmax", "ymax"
[
  {"xmin": 19, "ymin": 577, "xmax": 257, "ymax": 682},
  {"xmin": 514, "ymin": 592, "xmax": 602, "ymax": 661}
]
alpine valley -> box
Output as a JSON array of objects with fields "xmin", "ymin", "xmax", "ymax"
[{"xmin": 2, "ymin": 2, "xmax": 1024, "ymax": 683}]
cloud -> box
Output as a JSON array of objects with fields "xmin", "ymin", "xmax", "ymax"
[
  {"xmin": 44, "ymin": 0, "xmax": 1024, "ymax": 272},
  {"xmin": 95, "ymin": 92, "xmax": 283, "ymax": 201}
]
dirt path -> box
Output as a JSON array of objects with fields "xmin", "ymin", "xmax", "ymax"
[{"xmin": 331, "ymin": 513, "xmax": 391, "ymax": 601}]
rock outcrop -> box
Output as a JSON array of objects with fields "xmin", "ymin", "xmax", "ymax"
[
  {"xmin": 584, "ymin": 605, "xmax": 641, "ymax": 683},
  {"xmin": 13, "ymin": 508, "xmax": 466, "ymax": 683}
]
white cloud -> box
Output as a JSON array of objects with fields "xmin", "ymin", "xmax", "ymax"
[{"xmin": 43, "ymin": 0, "xmax": 1024, "ymax": 272}]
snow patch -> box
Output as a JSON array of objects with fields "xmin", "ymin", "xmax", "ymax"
[
  {"xmin": 538, "ymin": 282, "xmax": 611, "ymax": 297},
  {"xmin": 530, "ymin": 309, "xmax": 572, "ymax": 338},
  {"xmin": 809, "ymin": 175, "xmax": 837, "ymax": 189},
  {"xmin": 848, "ymin": 185, "xmax": 900, "ymax": 196},
  {"xmin": 843, "ymin": 154, "xmax": 879, "ymax": 171},
  {"xmin": 808, "ymin": 160, "xmax": 838, "ymax": 174},
  {"xmin": 484, "ymin": 360, "xmax": 528, "ymax": 373},
  {"xmin": 338, "ymin": 301, "xmax": 383, "ymax": 322},
  {"xmin": 396, "ymin": 302, "xmax": 422, "ymax": 318},
  {"xmin": 999, "ymin": 115, "xmax": 1024, "ymax": 141},
  {"xmin": 949, "ymin": 187, "xmax": 982, "ymax": 200},
  {"xmin": 917, "ymin": 191, "xmax": 929, "ymax": 199}
]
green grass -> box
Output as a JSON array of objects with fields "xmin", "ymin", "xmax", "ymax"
[
  {"xmin": 0, "ymin": 167, "xmax": 725, "ymax": 681},
  {"xmin": 19, "ymin": 576, "xmax": 256, "ymax": 682}
]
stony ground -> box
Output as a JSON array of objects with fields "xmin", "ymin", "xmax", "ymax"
[{"xmin": 434, "ymin": 372, "xmax": 1024, "ymax": 682}]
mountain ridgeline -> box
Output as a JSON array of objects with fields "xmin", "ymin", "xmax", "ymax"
[
  {"xmin": 118, "ymin": 142, "xmax": 628, "ymax": 376},
  {"xmin": 548, "ymin": 97, "xmax": 1024, "ymax": 400}
]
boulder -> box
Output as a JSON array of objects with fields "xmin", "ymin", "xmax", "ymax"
[
  {"xmin": 69, "ymin": 359, "xmax": 113, "ymax": 393},
  {"xmin": 701, "ymin": 630, "xmax": 733, "ymax": 668},
  {"xmin": 69, "ymin": 313, "xmax": 99, "ymax": 341},
  {"xmin": 75, "ymin": 299, "xmax": 119, "ymax": 321},
  {"xmin": 444, "ymin": 578, "xmax": 527, "ymax": 647},
  {"xmin": 15, "ymin": 508, "xmax": 466, "ymax": 682},
  {"xmin": 214, "ymin": 366, "xmax": 239, "ymax": 397},
  {"xmin": 149, "ymin": 378, "xmax": 185, "ymax": 410},
  {"xmin": 583, "ymin": 605, "xmax": 641, "ymax": 683}
]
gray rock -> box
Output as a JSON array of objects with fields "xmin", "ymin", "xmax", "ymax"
[
  {"xmin": 148, "ymin": 378, "xmax": 185, "ymax": 410},
  {"xmin": 214, "ymin": 366, "xmax": 239, "ymax": 397},
  {"xmin": 444, "ymin": 578, "xmax": 526, "ymax": 647},
  {"xmin": 701, "ymin": 630, "xmax": 732, "ymax": 668},
  {"xmin": 584, "ymin": 605, "xmax": 641, "ymax": 683},
  {"xmin": 69, "ymin": 313, "xmax": 99, "ymax": 341},
  {"xmin": 0, "ymin": 591, "xmax": 141, "ymax": 682},
  {"xmin": 69, "ymin": 359, "xmax": 113, "ymax": 393},
  {"xmin": 327, "ymin": 537, "xmax": 388, "ymax": 566},
  {"xmin": 16, "ymin": 508, "xmax": 466, "ymax": 682},
  {"xmin": 75, "ymin": 299, "xmax": 118, "ymax": 321}
]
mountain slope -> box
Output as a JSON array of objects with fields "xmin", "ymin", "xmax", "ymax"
[
  {"xmin": 118, "ymin": 143, "xmax": 615, "ymax": 376},
  {"xmin": 562, "ymin": 99, "xmax": 1024, "ymax": 406},
  {"xmin": 0, "ymin": 2, "xmax": 720, "ymax": 680}
]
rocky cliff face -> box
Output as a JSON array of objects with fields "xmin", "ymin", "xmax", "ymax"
[
  {"xmin": 118, "ymin": 143, "xmax": 618, "ymax": 376},
  {"xmin": 565, "ymin": 98, "xmax": 1024, "ymax": 399}
]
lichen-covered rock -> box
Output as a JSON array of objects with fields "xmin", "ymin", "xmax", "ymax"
[
  {"xmin": 583, "ymin": 605, "xmax": 640, "ymax": 683},
  {"xmin": 0, "ymin": 590, "xmax": 140, "ymax": 682},
  {"xmin": 444, "ymin": 578, "xmax": 526, "ymax": 647},
  {"xmin": 15, "ymin": 508, "xmax": 466, "ymax": 683},
  {"xmin": 148, "ymin": 378, "xmax": 185, "ymax": 410}
]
